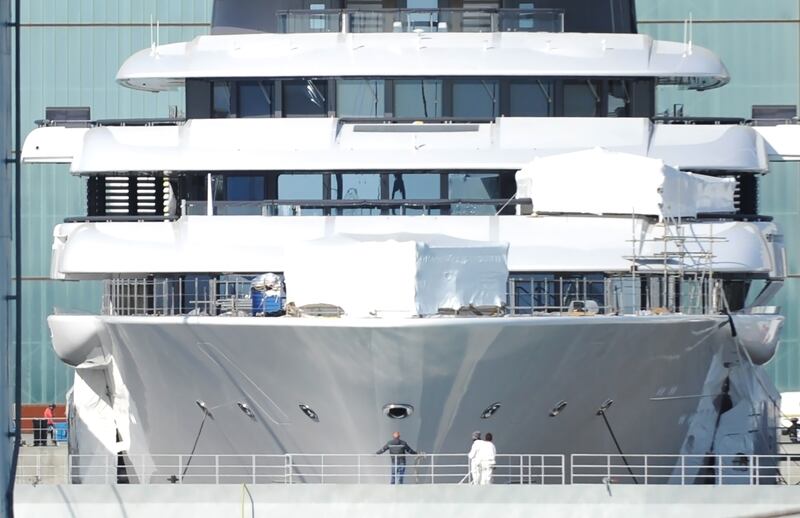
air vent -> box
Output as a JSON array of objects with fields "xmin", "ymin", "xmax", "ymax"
[
  {"xmin": 87, "ymin": 174, "xmax": 166, "ymax": 217},
  {"xmin": 480, "ymin": 402, "xmax": 501, "ymax": 419},
  {"xmin": 383, "ymin": 404, "xmax": 414, "ymax": 419}
]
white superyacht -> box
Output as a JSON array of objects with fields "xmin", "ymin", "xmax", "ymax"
[{"xmin": 21, "ymin": 0, "xmax": 800, "ymax": 483}]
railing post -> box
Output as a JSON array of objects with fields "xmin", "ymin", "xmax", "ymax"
[
  {"xmin": 252, "ymin": 455, "xmax": 256, "ymax": 485},
  {"xmin": 519, "ymin": 455, "xmax": 523, "ymax": 485},
  {"xmin": 321, "ymin": 455, "xmax": 324, "ymax": 484},
  {"xmin": 287, "ymin": 454, "xmax": 293, "ymax": 485},
  {"xmin": 357, "ymin": 455, "xmax": 361, "ymax": 485},
  {"xmin": 716, "ymin": 456, "xmax": 721, "ymax": 486},
  {"xmin": 644, "ymin": 455, "xmax": 648, "ymax": 485},
  {"xmin": 215, "ymin": 455, "xmax": 220, "ymax": 484},
  {"xmin": 681, "ymin": 455, "xmax": 685, "ymax": 485},
  {"xmin": 430, "ymin": 455, "xmax": 435, "ymax": 484},
  {"xmin": 178, "ymin": 455, "xmax": 183, "ymax": 484}
]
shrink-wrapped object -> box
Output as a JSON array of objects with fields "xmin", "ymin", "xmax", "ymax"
[
  {"xmin": 284, "ymin": 234, "xmax": 508, "ymax": 317},
  {"xmin": 516, "ymin": 148, "xmax": 735, "ymax": 218}
]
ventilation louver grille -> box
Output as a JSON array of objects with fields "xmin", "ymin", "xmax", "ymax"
[{"xmin": 87, "ymin": 175, "xmax": 167, "ymax": 217}]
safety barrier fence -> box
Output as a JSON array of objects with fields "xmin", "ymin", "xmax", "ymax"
[
  {"xmin": 15, "ymin": 452, "xmax": 800, "ymax": 486},
  {"xmin": 15, "ymin": 454, "xmax": 563, "ymax": 485}
]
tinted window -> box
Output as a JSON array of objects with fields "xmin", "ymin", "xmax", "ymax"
[
  {"xmin": 452, "ymin": 80, "xmax": 499, "ymax": 119},
  {"xmin": 336, "ymin": 79, "xmax": 386, "ymax": 117},
  {"xmin": 277, "ymin": 173, "xmax": 324, "ymax": 215},
  {"xmin": 212, "ymin": 82, "xmax": 234, "ymax": 118},
  {"xmin": 225, "ymin": 175, "xmax": 265, "ymax": 201},
  {"xmin": 509, "ymin": 80, "xmax": 553, "ymax": 116},
  {"xmin": 564, "ymin": 80, "xmax": 601, "ymax": 117},
  {"xmin": 238, "ymin": 81, "xmax": 273, "ymax": 117},
  {"xmin": 607, "ymin": 80, "xmax": 629, "ymax": 117},
  {"xmin": 331, "ymin": 173, "xmax": 381, "ymax": 215},
  {"xmin": 283, "ymin": 80, "xmax": 328, "ymax": 117},
  {"xmin": 449, "ymin": 173, "xmax": 500, "ymax": 215},
  {"xmin": 394, "ymin": 79, "xmax": 443, "ymax": 118}
]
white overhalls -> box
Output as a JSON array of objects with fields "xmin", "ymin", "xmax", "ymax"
[
  {"xmin": 283, "ymin": 234, "xmax": 509, "ymax": 317},
  {"xmin": 515, "ymin": 148, "xmax": 736, "ymax": 218}
]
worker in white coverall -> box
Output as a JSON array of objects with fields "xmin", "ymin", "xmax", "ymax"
[
  {"xmin": 468, "ymin": 431, "xmax": 482, "ymax": 484},
  {"xmin": 468, "ymin": 432, "xmax": 497, "ymax": 485}
]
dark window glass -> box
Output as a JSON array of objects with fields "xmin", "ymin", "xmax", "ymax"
[
  {"xmin": 509, "ymin": 80, "xmax": 553, "ymax": 116},
  {"xmin": 277, "ymin": 173, "xmax": 324, "ymax": 215},
  {"xmin": 283, "ymin": 80, "xmax": 328, "ymax": 117},
  {"xmin": 630, "ymin": 79, "xmax": 655, "ymax": 117},
  {"xmin": 238, "ymin": 81, "xmax": 273, "ymax": 117},
  {"xmin": 452, "ymin": 79, "xmax": 499, "ymax": 119},
  {"xmin": 225, "ymin": 176, "xmax": 265, "ymax": 201},
  {"xmin": 330, "ymin": 173, "xmax": 381, "ymax": 215},
  {"xmin": 394, "ymin": 79, "xmax": 443, "ymax": 119},
  {"xmin": 448, "ymin": 173, "xmax": 500, "ymax": 215},
  {"xmin": 212, "ymin": 82, "xmax": 234, "ymax": 118},
  {"xmin": 389, "ymin": 173, "xmax": 441, "ymax": 215},
  {"xmin": 336, "ymin": 79, "xmax": 386, "ymax": 117},
  {"xmin": 563, "ymin": 80, "xmax": 601, "ymax": 117},
  {"xmin": 607, "ymin": 80, "xmax": 629, "ymax": 117}
]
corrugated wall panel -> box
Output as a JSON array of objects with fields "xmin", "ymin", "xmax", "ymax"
[
  {"xmin": 636, "ymin": 0, "xmax": 800, "ymax": 392},
  {"xmin": 17, "ymin": 0, "xmax": 211, "ymax": 403}
]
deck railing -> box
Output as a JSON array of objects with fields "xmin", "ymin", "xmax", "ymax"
[
  {"xmin": 16, "ymin": 452, "xmax": 800, "ymax": 486},
  {"xmin": 16, "ymin": 453, "xmax": 564, "ymax": 486},
  {"xmin": 276, "ymin": 8, "xmax": 565, "ymax": 34}
]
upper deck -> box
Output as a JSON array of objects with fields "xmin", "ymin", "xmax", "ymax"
[{"xmin": 117, "ymin": 7, "xmax": 728, "ymax": 93}]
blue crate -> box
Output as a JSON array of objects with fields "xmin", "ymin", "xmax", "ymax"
[{"xmin": 54, "ymin": 422, "xmax": 68, "ymax": 442}]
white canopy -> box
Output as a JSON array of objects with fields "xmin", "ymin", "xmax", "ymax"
[
  {"xmin": 284, "ymin": 234, "xmax": 508, "ymax": 318},
  {"xmin": 515, "ymin": 148, "xmax": 736, "ymax": 219}
]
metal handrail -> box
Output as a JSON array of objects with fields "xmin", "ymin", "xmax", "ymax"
[
  {"xmin": 15, "ymin": 453, "xmax": 565, "ymax": 486},
  {"xmin": 16, "ymin": 452, "xmax": 800, "ymax": 486},
  {"xmin": 570, "ymin": 454, "xmax": 794, "ymax": 486}
]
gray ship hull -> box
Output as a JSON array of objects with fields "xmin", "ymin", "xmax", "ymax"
[{"xmin": 49, "ymin": 313, "xmax": 780, "ymax": 476}]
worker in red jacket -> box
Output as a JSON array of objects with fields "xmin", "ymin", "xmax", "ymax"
[{"xmin": 43, "ymin": 404, "xmax": 56, "ymax": 445}]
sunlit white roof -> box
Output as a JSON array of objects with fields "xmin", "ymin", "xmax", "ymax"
[{"xmin": 116, "ymin": 32, "xmax": 729, "ymax": 92}]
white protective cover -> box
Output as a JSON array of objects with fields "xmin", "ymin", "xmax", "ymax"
[
  {"xmin": 515, "ymin": 148, "xmax": 736, "ymax": 218},
  {"xmin": 284, "ymin": 234, "xmax": 508, "ymax": 317}
]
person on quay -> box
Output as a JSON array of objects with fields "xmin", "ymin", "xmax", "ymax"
[
  {"xmin": 376, "ymin": 431, "xmax": 417, "ymax": 484},
  {"xmin": 43, "ymin": 403, "xmax": 56, "ymax": 446}
]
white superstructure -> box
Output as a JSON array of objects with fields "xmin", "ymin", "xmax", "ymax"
[{"xmin": 22, "ymin": 4, "xmax": 800, "ymax": 484}]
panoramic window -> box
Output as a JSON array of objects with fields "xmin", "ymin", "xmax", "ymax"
[
  {"xmin": 563, "ymin": 80, "xmax": 601, "ymax": 117},
  {"xmin": 508, "ymin": 80, "xmax": 553, "ymax": 116},
  {"xmin": 212, "ymin": 81, "xmax": 234, "ymax": 118},
  {"xmin": 394, "ymin": 79, "xmax": 443, "ymax": 118},
  {"xmin": 607, "ymin": 80, "xmax": 629, "ymax": 117},
  {"xmin": 452, "ymin": 79, "xmax": 499, "ymax": 119},
  {"xmin": 448, "ymin": 173, "xmax": 500, "ymax": 215},
  {"xmin": 336, "ymin": 79, "xmax": 386, "ymax": 117},
  {"xmin": 283, "ymin": 79, "xmax": 329, "ymax": 116},
  {"xmin": 238, "ymin": 80, "xmax": 273, "ymax": 117},
  {"xmin": 330, "ymin": 173, "xmax": 382, "ymax": 215}
]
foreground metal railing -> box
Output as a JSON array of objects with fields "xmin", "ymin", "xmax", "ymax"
[
  {"xmin": 16, "ymin": 452, "xmax": 800, "ymax": 486},
  {"xmin": 16, "ymin": 453, "xmax": 564, "ymax": 486},
  {"xmin": 571, "ymin": 454, "xmax": 798, "ymax": 486}
]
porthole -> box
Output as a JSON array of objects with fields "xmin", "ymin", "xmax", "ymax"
[
  {"xmin": 383, "ymin": 404, "xmax": 414, "ymax": 419},
  {"xmin": 481, "ymin": 402, "xmax": 501, "ymax": 419},
  {"xmin": 299, "ymin": 404, "xmax": 319, "ymax": 421}
]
